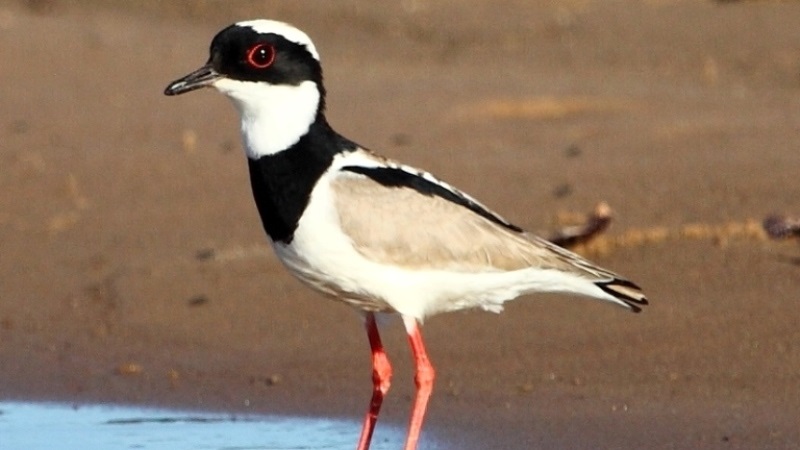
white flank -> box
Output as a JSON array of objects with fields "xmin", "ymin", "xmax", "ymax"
[
  {"xmin": 237, "ymin": 20, "xmax": 320, "ymax": 61},
  {"xmin": 213, "ymin": 79, "xmax": 320, "ymax": 159}
]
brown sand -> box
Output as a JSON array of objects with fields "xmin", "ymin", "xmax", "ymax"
[{"xmin": 1, "ymin": 1, "xmax": 799, "ymax": 448}]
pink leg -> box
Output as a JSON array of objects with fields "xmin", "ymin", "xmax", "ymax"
[
  {"xmin": 402, "ymin": 316, "xmax": 436, "ymax": 450},
  {"xmin": 356, "ymin": 312, "xmax": 393, "ymax": 450}
]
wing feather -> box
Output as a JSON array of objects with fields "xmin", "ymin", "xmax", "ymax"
[{"xmin": 332, "ymin": 171, "xmax": 614, "ymax": 278}]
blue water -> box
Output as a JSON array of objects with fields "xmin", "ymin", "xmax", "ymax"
[{"xmin": 0, "ymin": 402, "xmax": 423, "ymax": 450}]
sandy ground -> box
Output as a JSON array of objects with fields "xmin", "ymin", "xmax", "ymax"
[{"xmin": 1, "ymin": 0, "xmax": 800, "ymax": 448}]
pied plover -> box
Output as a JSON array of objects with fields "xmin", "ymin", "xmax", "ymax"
[{"xmin": 165, "ymin": 20, "xmax": 648, "ymax": 450}]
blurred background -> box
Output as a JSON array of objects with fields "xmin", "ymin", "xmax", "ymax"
[{"xmin": 1, "ymin": 1, "xmax": 799, "ymax": 448}]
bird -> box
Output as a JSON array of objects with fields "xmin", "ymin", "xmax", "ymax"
[{"xmin": 164, "ymin": 19, "xmax": 648, "ymax": 450}]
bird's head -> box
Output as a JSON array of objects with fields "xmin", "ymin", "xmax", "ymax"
[{"xmin": 165, "ymin": 20, "xmax": 325, "ymax": 158}]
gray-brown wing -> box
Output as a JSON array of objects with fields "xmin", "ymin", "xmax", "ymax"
[{"xmin": 331, "ymin": 172, "xmax": 613, "ymax": 277}]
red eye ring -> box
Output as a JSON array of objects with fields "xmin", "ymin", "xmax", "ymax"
[{"xmin": 246, "ymin": 43, "xmax": 276, "ymax": 69}]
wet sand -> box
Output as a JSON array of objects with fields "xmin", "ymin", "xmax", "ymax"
[{"xmin": 1, "ymin": 1, "xmax": 799, "ymax": 448}]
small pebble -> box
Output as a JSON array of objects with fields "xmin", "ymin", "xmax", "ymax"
[
  {"xmin": 564, "ymin": 144, "xmax": 582, "ymax": 158},
  {"xmin": 116, "ymin": 363, "xmax": 143, "ymax": 376},
  {"xmin": 188, "ymin": 295, "xmax": 208, "ymax": 307},
  {"xmin": 391, "ymin": 133, "xmax": 412, "ymax": 147},
  {"xmin": 552, "ymin": 183, "xmax": 573, "ymax": 198},
  {"xmin": 182, "ymin": 129, "xmax": 198, "ymax": 153},
  {"xmin": 195, "ymin": 248, "xmax": 215, "ymax": 260}
]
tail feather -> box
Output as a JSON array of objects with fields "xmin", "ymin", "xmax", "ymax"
[{"xmin": 596, "ymin": 278, "xmax": 648, "ymax": 313}]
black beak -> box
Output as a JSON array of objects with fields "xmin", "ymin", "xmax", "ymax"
[{"xmin": 164, "ymin": 63, "xmax": 222, "ymax": 96}]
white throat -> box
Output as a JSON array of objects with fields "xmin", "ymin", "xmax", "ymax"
[{"xmin": 213, "ymin": 78, "xmax": 320, "ymax": 159}]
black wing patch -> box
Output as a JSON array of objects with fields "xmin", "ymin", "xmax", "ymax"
[{"xmin": 341, "ymin": 165, "xmax": 523, "ymax": 233}]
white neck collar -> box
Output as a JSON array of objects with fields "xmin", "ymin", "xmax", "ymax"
[{"xmin": 213, "ymin": 78, "xmax": 320, "ymax": 159}]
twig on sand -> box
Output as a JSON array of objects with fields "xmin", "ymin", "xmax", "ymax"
[
  {"xmin": 549, "ymin": 202, "xmax": 613, "ymax": 249},
  {"xmin": 763, "ymin": 214, "xmax": 800, "ymax": 240}
]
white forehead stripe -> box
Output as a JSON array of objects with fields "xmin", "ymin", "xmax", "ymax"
[{"xmin": 237, "ymin": 19, "xmax": 320, "ymax": 61}]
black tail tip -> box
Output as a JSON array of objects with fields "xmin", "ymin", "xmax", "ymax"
[{"xmin": 597, "ymin": 279, "xmax": 648, "ymax": 313}]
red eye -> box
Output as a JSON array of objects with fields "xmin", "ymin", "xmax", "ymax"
[{"xmin": 246, "ymin": 43, "xmax": 275, "ymax": 69}]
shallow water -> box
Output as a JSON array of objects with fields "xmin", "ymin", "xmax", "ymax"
[{"xmin": 0, "ymin": 401, "xmax": 428, "ymax": 450}]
